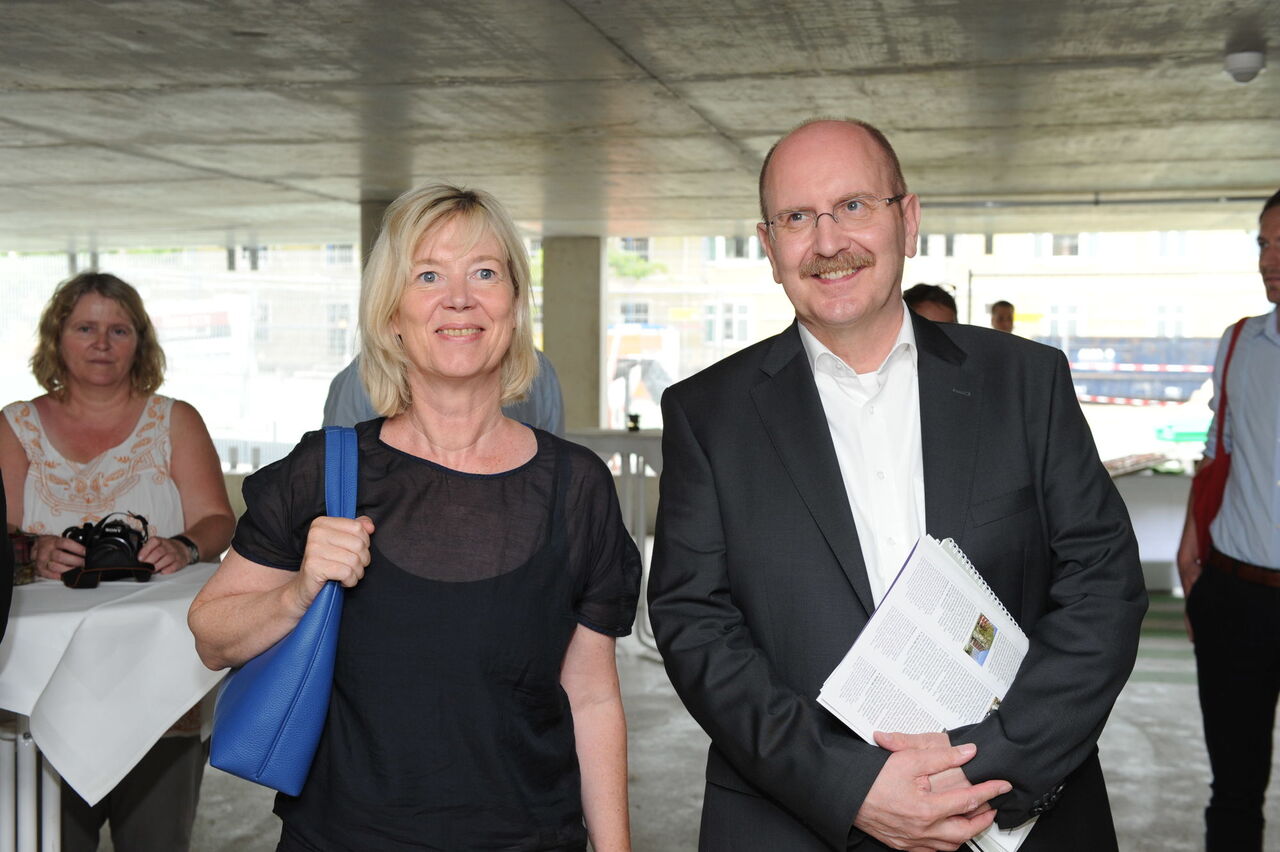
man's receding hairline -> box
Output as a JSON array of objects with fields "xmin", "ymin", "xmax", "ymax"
[{"xmin": 758, "ymin": 118, "xmax": 907, "ymax": 222}]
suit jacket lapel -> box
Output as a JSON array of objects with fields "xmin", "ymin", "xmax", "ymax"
[
  {"xmin": 913, "ymin": 314, "xmax": 982, "ymax": 540},
  {"xmin": 751, "ymin": 324, "xmax": 877, "ymax": 615}
]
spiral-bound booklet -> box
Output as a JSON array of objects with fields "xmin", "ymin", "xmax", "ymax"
[{"xmin": 817, "ymin": 534, "xmax": 1035, "ymax": 852}]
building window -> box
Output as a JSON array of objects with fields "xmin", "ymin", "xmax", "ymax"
[
  {"xmin": 620, "ymin": 301, "xmax": 649, "ymax": 325},
  {"xmin": 327, "ymin": 303, "xmax": 352, "ymax": 356},
  {"xmin": 1048, "ymin": 305, "xmax": 1079, "ymax": 340},
  {"xmin": 1156, "ymin": 305, "xmax": 1184, "ymax": 338},
  {"xmin": 919, "ymin": 234, "xmax": 930, "ymax": 256},
  {"xmin": 619, "ymin": 237, "xmax": 650, "ymax": 261},
  {"xmin": 255, "ymin": 302, "xmax": 271, "ymax": 344},
  {"xmin": 704, "ymin": 303, "xmax": 751, "ymax": 343},
  {"xmin": 1052, "ymin": 234, "xmax": 1080, "ymax": 256},
  {"xmin": 984, "ymin": 233, "xmax": 995, "ymax": 255},
  {"xmin": 241, "ymin": 245, "xmax": 269, "ymax": 270},
  {"xmin": 944, "ymin": 234, "xmax": 955, "ymax": 257},
  {"xmin": 324, "ymin": 244, "xmax": 353, "ymax": 266},
  {"xmin": 706, "ymin": 236, "xmax": 765, "ymax": 262}
]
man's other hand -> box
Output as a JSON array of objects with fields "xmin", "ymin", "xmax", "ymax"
[{"xmin": 854, "ymin": 737, "xmax": 1011, "ymax": 852}]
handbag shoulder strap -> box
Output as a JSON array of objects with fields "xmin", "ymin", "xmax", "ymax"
[
  {"xmin": 322, "ymin": 426, "xmax": 358, "ymax": 519},
  {"xmin": 1213, "ymin": 318, "xmax": 1249, "ymax": 456}
]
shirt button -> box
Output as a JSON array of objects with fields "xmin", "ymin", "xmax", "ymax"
[
  {"xmin": 867, "ymin": 404, "xmax": 875, "ymax": 414},
  {"xmin": 877, "ymin": 470, "xmax": 886, "ymax": 480}
]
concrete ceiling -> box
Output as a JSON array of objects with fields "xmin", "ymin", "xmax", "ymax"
[{"xmin": 2, "ymin": 0, "xmax": 1276, "ymax": 253}]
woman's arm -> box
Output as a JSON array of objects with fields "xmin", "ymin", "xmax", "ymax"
[
  {"xmin": 144, "ymin": 400, "xmax": 236, "ymax": 573},
  {"xmin": 560, "ymin": 624, "xmax": 630, "ymax": 852},
  {"xmin": 0, "ymin": 414, "xmax": 81, "ymax": 576},
  {"xmin": 188, "ymin": 514, "xmax": 373, "ymax": 670}
]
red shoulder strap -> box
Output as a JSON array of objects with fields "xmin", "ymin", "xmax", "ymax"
[{"xmin": 1213, "ymin": 318, "xmax": 1249, "ymax": 457}]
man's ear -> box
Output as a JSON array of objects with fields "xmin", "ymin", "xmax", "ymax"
[
  {"xmin": 900, "ymin": 193, "xmax": 922, "ymax": 259},
  {"xmin": 757, "ymin": 222, "xmax": 783, "ymax": 284}
]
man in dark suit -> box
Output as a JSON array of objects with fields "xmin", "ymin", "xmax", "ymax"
[{"xmin": 648, "ymin": 119, "xmax": 1147, "ymax": 851}]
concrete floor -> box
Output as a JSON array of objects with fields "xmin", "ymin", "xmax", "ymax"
[{"xmin": 125, "ymin": 593, "xmax": 1277, "ymax": 852}]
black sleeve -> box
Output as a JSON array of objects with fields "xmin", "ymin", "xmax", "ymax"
[
  {"xmin": 230, "ymin": 430, "xmax": 328, "ymax": 571},
  {"xmin": 0, "ymin": 475, "xmax": 12, "ymax": 645},
  {"xmin": 565, "ymin": 445, "xmax": 641, "ymax": 637},
  {"xmin": 950, "ymin": 348, "xmax": 1147, "ymax": 827}
]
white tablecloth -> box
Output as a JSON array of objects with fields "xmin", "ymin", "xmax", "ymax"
[{"xmin": 0, "ymin": 564, "xmax": 224, "ymax": 804}]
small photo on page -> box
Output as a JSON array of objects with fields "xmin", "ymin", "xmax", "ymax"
[{"xmin": 963, "ymin": 613, "xmax": 997, "ymax": 665}]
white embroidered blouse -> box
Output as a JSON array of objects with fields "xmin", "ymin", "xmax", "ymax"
[
  {"xmin": 3, "ymin": 394, "xmax": 207, "ymax": 736},
  {"xmin": 3, "ymin": 394, "xmax": 185, "ymax": 538}
]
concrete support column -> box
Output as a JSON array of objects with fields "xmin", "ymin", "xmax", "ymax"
[
  {"xmin": 542, "ymin": 236, "xmax": 605, "ymax": 430},
  {"xmin": 360, "ymin": 200, "xmax": 392, "ymax": 270}
]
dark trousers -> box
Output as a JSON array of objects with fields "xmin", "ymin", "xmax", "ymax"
[
  {"xmin": 61, "ymin": 735, "xmax": 209, "ymax": 852},
  {"xmin": 1187, "ymin": 563, "xmax": 1280, "ymax": 852}
]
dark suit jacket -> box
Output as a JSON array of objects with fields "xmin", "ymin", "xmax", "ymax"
[
  {"xmin": 1, "ymin": 475, "xmax": 11, "ymax": 644},
  {"xmin": 648, "ymin": 315, "xmax": 1147, "ymax": 851}
]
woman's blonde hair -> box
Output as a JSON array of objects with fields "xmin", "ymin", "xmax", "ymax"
[
  {"xmin": 360, "ymin": 184, "xmax": 536, "ymax": 416},
  {"xmin": 31, "ymin": 272, "xmax": 165, "ymax": 399}
]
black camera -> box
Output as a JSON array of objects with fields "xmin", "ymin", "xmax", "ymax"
[{"xmin": 60, "ymin": 512, "xmax": 156, "ymax": 588}]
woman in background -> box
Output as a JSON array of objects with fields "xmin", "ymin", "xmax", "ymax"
[
  {"xmin": 191, "ymin": 184, "xmax": 639, "ymax": 851},
  {"xmin": 0, "ymin": 271, "xmax": 235, "ymax": 851}
]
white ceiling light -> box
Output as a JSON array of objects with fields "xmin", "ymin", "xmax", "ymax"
[{"xmin": 1224, "ymin": 50, "xmax": 1266, "ymax": 83}]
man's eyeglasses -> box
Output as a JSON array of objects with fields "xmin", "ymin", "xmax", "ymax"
[{"xmin": 764, "ymin": 194, "xmax": 907, "ymax": 240}]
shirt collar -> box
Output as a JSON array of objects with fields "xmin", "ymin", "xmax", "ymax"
[
  {"xmin": 1263, "ymin": 306, "xmax": 1280, "ymax": 346},
  {"xmin": 798, "ymin": 301, "xmax": 919, "ymax": 378}
]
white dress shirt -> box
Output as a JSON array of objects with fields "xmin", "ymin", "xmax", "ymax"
[{"xmin": 798, "ymin": 303, "xmax": 926, "ymax": 604}]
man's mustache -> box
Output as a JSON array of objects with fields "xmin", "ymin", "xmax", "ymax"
[{"xmin": 800, "ymin": 252, "xmax": 875, "ymax": 278}]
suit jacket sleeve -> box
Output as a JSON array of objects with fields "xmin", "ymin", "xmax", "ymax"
[
  {"xmin": 949, "ymin": 349, "xmax": 1147, "ymax": 828},
  {"xmin": 0, "ymin": 479, "xmax": 11, "ymax": 644},
  {"xmin": 649, "ymin": 387, "xmax": 887, "ymax": 848}
]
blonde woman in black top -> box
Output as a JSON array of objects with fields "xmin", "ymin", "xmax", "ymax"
[{"xmin": 190, "ymin": 184, "xmax": 640, "ymax": 852}]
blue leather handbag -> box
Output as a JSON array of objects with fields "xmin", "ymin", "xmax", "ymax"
[{"xmin": 209, "ymin": 426, "xmax": 356, "ymax": 795}]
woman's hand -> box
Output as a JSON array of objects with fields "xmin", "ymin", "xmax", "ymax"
[
  {"xmin": 33, "ymin": 534, "xmax": 85, "ymax": 579},
  {"xmin": 138, "ymin": 536, "xmax": 191, "ymax": 575},
  {"xmin": 289, "ymin": 515, "xmax": 375, "ymax": 616}
]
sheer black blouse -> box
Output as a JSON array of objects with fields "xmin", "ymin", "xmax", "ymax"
[{"xmin": 232, "ymin": 420, "xmax": 641, "ymax": 851}]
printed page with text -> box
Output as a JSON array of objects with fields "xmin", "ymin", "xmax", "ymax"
[{"xmin": 818, "ymin": 535, "xmax": 1036, "ymax": 852}]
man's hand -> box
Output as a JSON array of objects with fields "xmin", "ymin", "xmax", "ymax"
[
  {"xmin": 854, "ymin": 737, "xmax": 1011, "ymax": 852},
  {"xmin": 1176, "ymin": 474, "xmax": 1204, "ymax": 641},
  {"xmin": 877, "ymin": 732, "xmax": 996, "ymax": 817}
]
